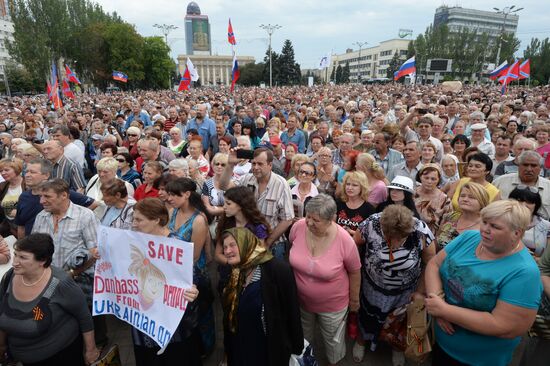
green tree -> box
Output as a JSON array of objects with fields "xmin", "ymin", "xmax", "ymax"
[
  {"xmin": 386, "ymin": 52, "xmax": 401, "ymax": 79},
  {"xmin": 0, "ymin": 62, "xmax": 38, "ymax": 93},
  {"xmin": 239, "ymin": 62, "xmax": 265, "ymax": 86},
  {"xmin": 141, "ymin": 36, "xmax": 174, "ymax": 90},
  {"xmin": 335, "ymin": 65, "xmax": 342, "ymax": 84},
  {"xmin": 341, "ymin": 63, "xmax": 350, "ymax": 83},
  {"xmin": 277, "ymin": 39, "xmax": 301, "ymax": 85},
  {"xmin": 524, "ymin": 37, "xmax": 550, "ymax": 85}
]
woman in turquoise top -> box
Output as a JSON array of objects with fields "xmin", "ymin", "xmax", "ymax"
[
  {"xmin": 425, "ymin": 200, "xmax": 542, "ymax": 366},
  {"xmin": 165, "ymin": 177, "xmax": 215, "ymax": 357}
]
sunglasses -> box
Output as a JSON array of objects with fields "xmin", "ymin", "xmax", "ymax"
[
  {"xmin": 298, "ymin": 170, "xmax": 314, "ymax": 176},
  {"xmin": 517, "ymin": 184, "xmax": 540, "ymax": 194},
  {"xmin": 214, "ymin": 162, "xmax": 226, "ymax": 167},
  {"xmin": 127, "ymin": 134, "xmax": 139, "ymax": 137},
  {"xmin": 116, "ymin": 159, "xmax": 126, "ymax": 163}
]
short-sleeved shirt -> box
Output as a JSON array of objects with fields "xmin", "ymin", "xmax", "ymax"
[
  {"xmin": 15, "ymin": 190, "xmax": 95, "ymax": 236},
  {"xmin": 289, "ymin": 219, "xmax": 361, "ymax": 313},
  {"xmin": 335, "ymin": 200, "xmax": 375, "ymax": 232},
  {"xmin": 436, "ymin": 230, "xmax": 542, "ymax": 366},
  {"xmin": 237, "ymin": 172, "xmax": 294, "ymax": 245}
]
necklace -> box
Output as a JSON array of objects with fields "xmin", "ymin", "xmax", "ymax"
[
  {"xmin": 21, "ymin": 268, "xmax": 48, "ymax": 287},
  {"xmin": 456, "ymin": 216, "xmax": 480, "ymax": 231},
  {"xmin": 479, "ymin": 241, "xmax": 522, "ymax": 256}
]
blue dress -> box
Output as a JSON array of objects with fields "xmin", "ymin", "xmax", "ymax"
[{"xmin": 168, "ymin": 209, "xmax": 215, "ymax": 357}]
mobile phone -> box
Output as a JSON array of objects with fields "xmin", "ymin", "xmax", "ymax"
[
  {"xmin": 417, "ymin": 108, "xmax": 428, "ymax": 115},
  {"xmin": 236, "ymin": 149, "xmax": 254, "ymax": 160}
]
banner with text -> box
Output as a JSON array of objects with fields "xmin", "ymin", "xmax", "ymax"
[{"xmin": 93, "ymin": 226, "xmax": 194, "ymax": 350}]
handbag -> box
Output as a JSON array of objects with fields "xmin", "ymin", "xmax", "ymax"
[
  {"xmin": 347, "ymin": 311, "xmax": 359, "ymax": 340},
  {"xmin": 378, "ymin": 304, "xmax": 407, "ymax": 351},
  {"xmin": 404, "ymin": 298, "xmax": 433, "ymax": 363},
  {"xmin": 91, "ymin": 344, "xmax": 121, "ymax": 366},
  {"xmin": 289, "ymin": 339, "xmax": 318, "ymax": 366}
]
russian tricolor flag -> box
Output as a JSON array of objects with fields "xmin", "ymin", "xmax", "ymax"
[
  {"xmin": 394, "ymin": 56, "xmax": 416, "ymax": 81},
  {"xmin": 489, "ymin": 61, "xmax": 508, "ymax": 80},
  {"xmin": 230, "ymin": 54, "xmax": 239, "ymax": 92}
]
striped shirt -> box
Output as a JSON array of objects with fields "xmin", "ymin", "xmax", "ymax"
[
  {"xmin": 237, "ymin": 172, "xmax": 294, "ymax": 244},
  {"xmin": 32, "ymin": 202, "xmax": 99, "ymax": 273},
  {"xmin": 51, "ymin": 156, "xmax": 86, "ymax": 191}
]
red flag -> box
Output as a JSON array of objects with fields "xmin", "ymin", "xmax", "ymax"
[
  {"xmin": 228, "ymin": 18, "xmax": 236, "ymax": 45},
  {"xmin": 49, "ymin": 79, "xmax": 63, "ymax": 109},
  {"xmin": 64, "ymin": 64, "xmax": 81, "ymax": 84},
  {"xmin": 230, "ymin": 54, "xmax": 239, "ymax": 93},
  {"xmin": 62, "ymin": 79, "xmax": 75, "ymax": 99},
  {"xmin": 178, "ymin": 68, "xmax": 191, "ymax": 92},
  {"xmin": 498, "ymin": 60, "xmax": 520, "ymax": 85},
  {"xmin": 519, "ymin": 59, "xmax": 530, "ymax": 80}
]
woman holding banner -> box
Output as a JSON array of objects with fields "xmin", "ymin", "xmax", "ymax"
[
  {"xmin": 222, "ymin": 227, "xmax": 304, "ymax": 366},
  {"xmin": 131, "ymin": 198, "xmax": 201, "ymax": 366},
  {"xmin": 165, "ymin": 178, "xmax": 216, "ymax": 357}
]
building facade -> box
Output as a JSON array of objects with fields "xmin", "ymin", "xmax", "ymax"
[
  {"xmin": 0, "ymin": 0, "xmax": 13, "ymax": 75},
  {"xmin": 184, "ymin": 2, "xmax": 211, "ymax": 56},
  {"xmin": 327, "ymin": 39, "xmax": 411, "ymax": 83},
  {"xmin": 434, "ymin": 6, "xmax": 519, "ymax": 40},
  {"xmin": 177, "ymin": 54, "xmax": 255, "ymax": 86}
]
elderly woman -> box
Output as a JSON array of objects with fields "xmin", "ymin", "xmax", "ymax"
[
  {"xmin": 186, "ymin": 137, "xmax": 209, "ymax": 179},
  {"xmin": 450, "ymin": 134, "xmax": 470, "ymax": 163},
  {"xmin": 122, "ymin": 126, "xmax": 141, "ymax": 159},
  {"xmin": 201, "ymin": 153, "xmax": 228, "ymax": 217},
  {"xmin": 0, "ymin": 158, "xmax": 25, "ymax": 236},
  {"xmin": 223, "ymin": 227, "xmax": 303, "ymax": 366},
  {"xmin": 168, "ymin": 158, "xmax": 189, "ymax": 178},
  {"xmin": 100, "ymin": 143, "xmax": 117, "ymax": 159},
  {"xmin": 85, "ymin": 157, "xmax": 135, "ymax": 218},
  {"xmin": 354, "ymin": 130, "xmax": 375, "ymax": 152},
  {"xmin": 353, "ymin": 204, "xmax": 435, "ymax": 364},
  {"xmin": 14, "ymin": 143, "xmax": 41, "ymax": 164},
  {"xmin": 436, "ymin": 182, "xmax": 490, "ymax": 251},
  {"xmin": 134, "ymin": 161, "xmax": 163, "ymax": 201},
  {"xmin": 0, "ymin": 234, "xmax": 100, "ymax": 365},
  {"xmin": 168, "ymin": 127, "xmax": 185, "ymax": 155},
  {"xmin": 116, "ymin": 152, "xmax": 141, "ymax": 189},
  {"xmin": 440, "ymin": 154, "xmax": 460, "ymax": 187},
  {"xmin": 316, "ymin": 146, "xmax": 339, "ymax": 196},
  {"xmin": 414, "ymin": 164, "xmax": 452, "ymax": 234},
  {"xmin": 420, "ymin": 141, "xmax": 437, "ymax": 165},
  {"xmin": 99, "ymin": 179, "xmax": 136, "ymax": 230},
  {"xmin": 290, "ymin": 162, "xmax": 319, "ymax": 218},
  {"xmin": 232, "ymin": 135, "xmax": 252, "ymax": 180},
  {"xmin": 445, "ymin": 152, "xmax": 500, "ymax": 211},
  {"xmin": 425, "ymin": 200, "xmax": 542, "ymax": 366},
  {"xmin": 287, "ymin": 154, "xmax": 310, "ymax": 188},
  {"xmin": 289, "ymin": 194, "xmax": 360, "ymax": 366}
]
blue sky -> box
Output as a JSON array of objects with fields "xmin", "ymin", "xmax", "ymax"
[{"xmin": 95, "ymin": 0, "xmax": 549, "ymax": 69}]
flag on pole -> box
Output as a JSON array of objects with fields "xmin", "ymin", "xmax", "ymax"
[
  {"xmin": 112, "ymin": 71, "xmax": 128, "ymax": 83},
  {"xmin": 186, "ymin": 58, "xmax": 199, "ymax": 82},
  {"xmin": 499, "ymin": 59, "xmax": 520, "ymax": 94},
  {"xmin": 48, "ymin": 64, "xmax": 63, "ymax": 109},
  {"xmin": 227, "ymin": 18, "xmax": 236, "ymax": 45},
  {"xmin": 62, "ymin": 79, "xmax": 75, "ymax": 99},
  {"xmin": 519, "ymin": 59, "xmax": 530, "ymax": 80},
  {"xmin": 178, "ymin": 68, "xmax": 191, "ymax": 92},
  {"xmin": 393, "ymin": 56, "xmax": 416, "ymax": 81},
  {"xmin": 489, "ymin": 61, "xmax": 508, "ymax": 80},
  {"xmin": 318, "ymin": 53, "xmax": 331, "ymax": 70},
  {"xmin": 230, "ymin": 54, "xmax": 239, "ymax": 93},
  {"xmin": 64, "ymin": 64, "xmax": 81, "ymax": 84}
]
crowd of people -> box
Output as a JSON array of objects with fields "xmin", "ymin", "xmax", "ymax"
[{"xmin": 0, "ymin": 82, "xmax": 546, "ymax": 365}]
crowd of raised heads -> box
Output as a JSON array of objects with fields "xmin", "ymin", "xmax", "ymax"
[{"xmin": 0, "ymin": 82, "xmax": 546, "ymax": 366}]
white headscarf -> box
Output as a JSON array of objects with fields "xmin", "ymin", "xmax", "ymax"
[{"xmin": 440, "ymin": 154, "xmax": 460, "ymax": 187}]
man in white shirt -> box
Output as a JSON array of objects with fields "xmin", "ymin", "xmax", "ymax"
[
  {"xmin": 470, "ymin": 123, "xmax": 495, "ymax": 158},
  {"xmin": 49, "ymin": 124, "xmax": 85, "ymax": 168}
]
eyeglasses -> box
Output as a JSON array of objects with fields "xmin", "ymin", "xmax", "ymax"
[
  {"xmin": 517, "ymin": 184, "xmax": 540, "ymax": 194},
  {"xmin": 127, "ymin": 134, "xmax": 139, "ymax": 137},
  {"xmin": 298, "ymin": 170, "xmax": 314, "ymax": 176},
  {"xmin": 214, "ymin": 162, "xmax": 226, "ymax": 167},
  {"xmin": 318, "ymin": 154, "xmax": 331, "ymax": 158},
  {"xmin": 116, "ymin": 159, "xmax": 126, "ymax": 163}
]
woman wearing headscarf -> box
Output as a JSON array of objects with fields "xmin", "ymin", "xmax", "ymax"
[
  {"xmin": 222, "ymin": 227, "xmax": 303, "ymax": 366},
  {"xmin": 440, "ymin": 154, "xmax": 460, "ymax": 187}
]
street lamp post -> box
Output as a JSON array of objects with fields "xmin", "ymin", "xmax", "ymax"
[
  {"xmin": 352, "ymin": 41, "xmax": 367, "ymax": 83},
  {"xmin": 260, "ymin": 24, "xmax": 281, "ymax": 88},
  {"xmin": 153, "ymin": 23, "xmax": 178, "ymax": 89},
  {"xmin": 493, "ymin": 5, "xmax": 523, "ymax": 66}
]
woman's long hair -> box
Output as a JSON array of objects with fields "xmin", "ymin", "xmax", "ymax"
[
  {"xmin": 377, "ymin": 190, "xmax": 421, "ymax": 219},
  {"xmin": 216, "ymin": 186, "xmax": 271, "ymax": 245},
  {"xmin": 165, "ymin": 177, "xmax": 213, "ymax": 224}
]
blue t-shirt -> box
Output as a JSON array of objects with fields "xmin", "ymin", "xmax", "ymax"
[
  {"xmin": 14, "ymin": 190, "xmax": 95, "ymax": 235},
  {"xmin": 436, "ymin": 230, "xmax": 542, "ymax": 366}
]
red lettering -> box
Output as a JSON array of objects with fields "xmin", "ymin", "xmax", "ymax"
[
  {"xmin": 147, "ymin": 241, "xmax": 155, "ymax": 258},
  {"xmin": 176, "ymin": 248, "xmax": 183, "ymax": 265}
]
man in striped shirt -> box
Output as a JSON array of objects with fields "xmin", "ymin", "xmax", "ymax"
[
  {"xmin": 219, "ymin": 147, "xmax": 294, "ymax": 259},
  {"xmin": 41, "ymin": 140, "xmax": 86, "ymax": 193}
]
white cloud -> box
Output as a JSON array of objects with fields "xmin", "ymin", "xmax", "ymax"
[{"xmin": 94, "ymin": 0, "xmax": 549, "ymax": 69}]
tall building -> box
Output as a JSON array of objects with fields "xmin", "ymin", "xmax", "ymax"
[
  {"xmin": 434, "ymin": 6, "xmax": 519, "ymax": 39},
  {"xmin": 327, "ymin": 39, "xmax": 411, "ymax": 82},
  {"xmin": 0, "ymin": 0, "xmax": 13, "ymax": 76},
  {"xmin": 184, "ymin": 2, "xmax": 211, "ymax": 55}
]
